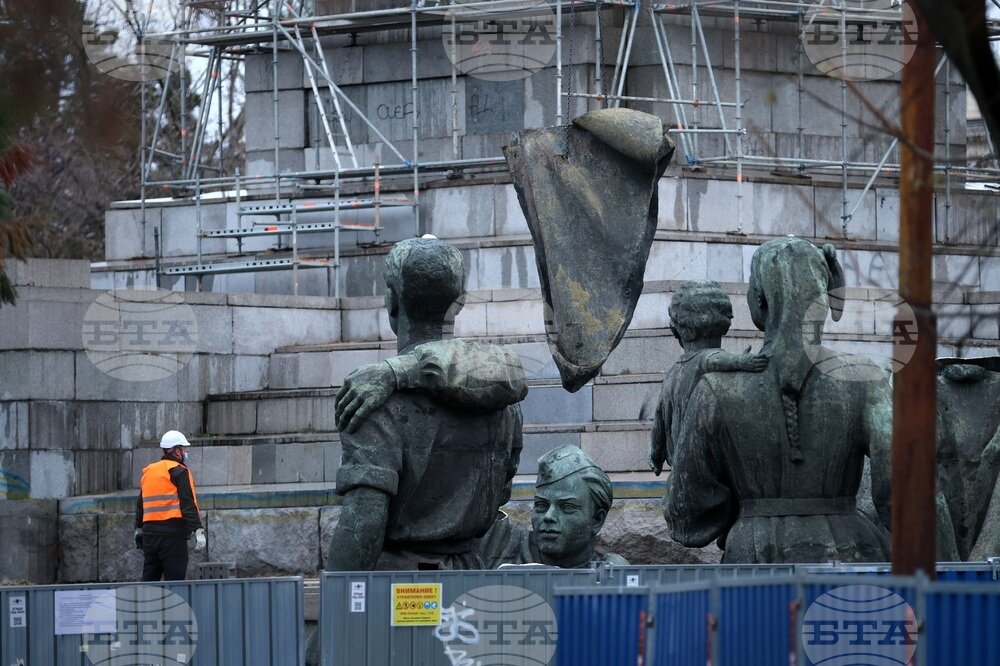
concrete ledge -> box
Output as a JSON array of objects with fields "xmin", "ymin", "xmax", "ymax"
[
  {"xmin": 9, "ymin": 259, "xmax": 91, "ymax": 290},
  {"xmin": 60, "ymin": 471, "xmax": 670, "ymax": 515},
  {"xmin": 60, "ymin": 482, "xmax": 341, "ymax": 515},
  {"xmin": 0, "ymin": 499, "xmax": 58, "ymax": 583}
]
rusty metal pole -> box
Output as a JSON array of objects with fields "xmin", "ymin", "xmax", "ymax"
[{"xmin": 892, "ymin": 1, "xmax": 937, "ymax": 578}]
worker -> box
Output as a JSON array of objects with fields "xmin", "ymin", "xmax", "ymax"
[{"xmin": 134, "ymin": 430, "xmax": 206, "ymax": 581}]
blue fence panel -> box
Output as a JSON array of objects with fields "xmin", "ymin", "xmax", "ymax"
[
  {"xmin": 0, "ymin": 578, "xmax": 303, "ymax": 666},
  {"xmin": 803, "ymin": 580, "xmax": 918, "ymax": 611},
  {"xmin": 650, "ymin": 585, "xmax": 710, "ymax": 666},
  {"xmin": 718, "ymin": 581, "xmax": 797, "ymax": 666},
  {"xmin": 925, "ymin": 583, "xmax": 1000, "ymax": 666},
  {"xmin": 555, "ymin": 588, "xmax": 648, "ymax": 666},
  {"xmin": 935, "ymin": 564, "xmax": 999, "ymax": 583},
  {"xmin": 801, "ymin": 577, "xmax": 919, "ymax": 666}
]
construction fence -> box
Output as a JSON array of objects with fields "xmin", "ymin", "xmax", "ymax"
[
  {"xmin": 0, "ymin": 577, "xmax": 304, "ymax": 666},
  {"xmin": 2, "ymin": 563, "xmax": 999, "ymax": 665}
]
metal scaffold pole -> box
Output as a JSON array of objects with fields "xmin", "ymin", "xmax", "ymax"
[
  {"xmin": 140, "ymin": 67, "xmax": 148, "ymax": 255},
  {"xmin": 944, "ymin": 56, "xmax": 953, "ymax": 242},
  {"xmin": 839, "ymin": 0, "xmax": 849, "ymax": 236},
  {"xmin": 411, "ymin": 0, "xmax": 420, "ymax": 237},
  {"xmin": 795, "ymin": 8, "xmax": 804, "ymax": 166},
  {"xmin": 691, "ymin": 2, "xmax": 699, "ymax": 159},
  {"xmin": 733, "ymin": 0, "xmax": 743, "ymax": 235},
  {"xmin": 556, "ymin": 0, "xmax": 563, "ymax": 125},
  {"xmin": 272, "ymin": 0, "xmax": 281, "ymax": 205},
  {"xmin": 450, "ymin": 12, "xmax": 459, "ymax": 159}
]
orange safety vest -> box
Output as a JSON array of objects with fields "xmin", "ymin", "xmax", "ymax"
[{"xmin": 140, "ymin": 460, "xmax": 200, "ymax": 523}]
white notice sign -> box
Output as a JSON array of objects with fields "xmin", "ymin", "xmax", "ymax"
[
  {"xmin": 350, "ymin": 581, "xmax": 366, "ymax": 613},
  {"xmin": 54, "ymin": 589, "xmax": 116, "ymax": 635},
  {"xmin": 9, "ymin": 595, "xmax": 26, "ymax": 628}
]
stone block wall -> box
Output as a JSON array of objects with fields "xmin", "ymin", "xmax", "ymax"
[
  {"xmin": 58, "ymin": 479, "xmax": 719, "ymax": 583},
  {"xmin": 99, "ymin": 177, "xmax": 1000, "ymax": 302},
  {"xmin": 0, "ymin": 500, "xmax": 59, "ymax": 583},
  {"xmin": 0, "ymin": 259, "xmax": 344, "ymax": 501},
  {"xmin": 245, "ymin": 7, "xmax": 966, "ymax": 173}
]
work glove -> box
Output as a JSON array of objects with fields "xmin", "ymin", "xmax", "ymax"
[
  {"xmin": 193, "ymin": 528, "xmax": 206, "ymax": 553},
  {"xmin": 134, "ymin": 529, "xmax": 143, "ymax": 550}
]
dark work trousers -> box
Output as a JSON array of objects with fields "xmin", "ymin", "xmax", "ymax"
[{"xmin": 141, "ymin": 533, "xmax": 189, "ymax": 581}]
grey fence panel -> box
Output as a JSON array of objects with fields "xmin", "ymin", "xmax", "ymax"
[
  {"xmin": 797, "ymin": 561, "xmax": 1000, "ymax": 581},
  {"xmin": 320, "ymin": 568, "xmax": 596, "ymax": 666},
  {"xmin": 0, "ymin": 577, "xmax": 304, "ymax": 666},
  {"xmin": 188, "ymin": 584, "xmax": 219, "ymax": 665},
  {"xmin": 218, "ymin": 581, "xmax": 246, "ymax": 665},
  {"xmin": 604, "ymin": 563, "xmax": 797, "ymax": 587}
]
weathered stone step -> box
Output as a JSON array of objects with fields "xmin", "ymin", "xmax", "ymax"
[
  {"xmin": 252, "ymin": 276, "xmax": 998, "ymax": 348},
  {"xmin": 128, "ymin": 433, "xmax": 342, "ymax": 489},
  {"xmin": 205, "ymin": 368, "xmax": 669, "ymax": 434},
  {"xmin": 108, "ymin": 177, "xmax": 1000, "ymax": 299},
  {"xmin": 216, "ymin": 326, "xmax": 997, "ymax": 439},
  {"xmin": 128, "ymin": 418, "xmax": 657, "ymax": 495},
  {"xmin": 266, "ymin": 280, "xmax": 999, "ymax": 384},
  {"xmin": 62, "ymin": 471, "xmax": 667, "ymax": 516}
]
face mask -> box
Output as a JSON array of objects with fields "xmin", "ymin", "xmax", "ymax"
[{"xmin": 182, "ymin": 450, "xmax": 189, "ymax": 463}]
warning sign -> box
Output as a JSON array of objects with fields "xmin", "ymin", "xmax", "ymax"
[{"xmin": 390, "ymin": 583, "xmax": 442, "ymax": 627}]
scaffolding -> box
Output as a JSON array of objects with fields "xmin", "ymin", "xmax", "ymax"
[{"xmin": 137, "ymin": 0, "xmax": 1000, "ymax": 294}]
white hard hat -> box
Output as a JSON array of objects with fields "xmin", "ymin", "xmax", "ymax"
[{"xmin": 160, "ymin": 430, "xmax": 191, "ymax": 449}]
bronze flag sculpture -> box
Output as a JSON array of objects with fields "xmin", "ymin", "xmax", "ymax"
[{"xmin": 504, "ymin": 108, "xmax": 675, "ymax": 391}]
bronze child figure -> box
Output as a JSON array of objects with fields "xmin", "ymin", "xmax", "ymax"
[{"xmin": 648, "ymin": 280, "xmax": 767, "ymax": 475}]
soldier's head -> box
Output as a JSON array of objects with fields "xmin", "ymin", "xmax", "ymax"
[
  {"xmin": 384, "ymin": 237, "xmax": 465, "ymax": 335},
  {"xmin": 668, "ymin": 280, "xmax": 733, "ymax": 348},
  {"xmin": 532, "ymin": 446, "xmax": 613, "ymax": 568}
]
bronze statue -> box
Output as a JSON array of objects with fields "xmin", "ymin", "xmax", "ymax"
[
  {"xmin": 326, "ymin": 237, "xmax": 525, "ymax": 570},
  {"xmin": 505, "ymin": 108, "xmax": 675, "ymax": 391},
  {"xmin": 664, "ymin": 237, "xmax": 891, "ymax": 563},
  {"xmin": 481, "ymin": 446, "xmax": 627, "ymax": 568},
  {"xmin": 648, "ymin": 281, "xmax": 767, "ymax": 475},
  {"xmin": 935, "ymin": 359, "xmax": 1000, "ymax": 560}
]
